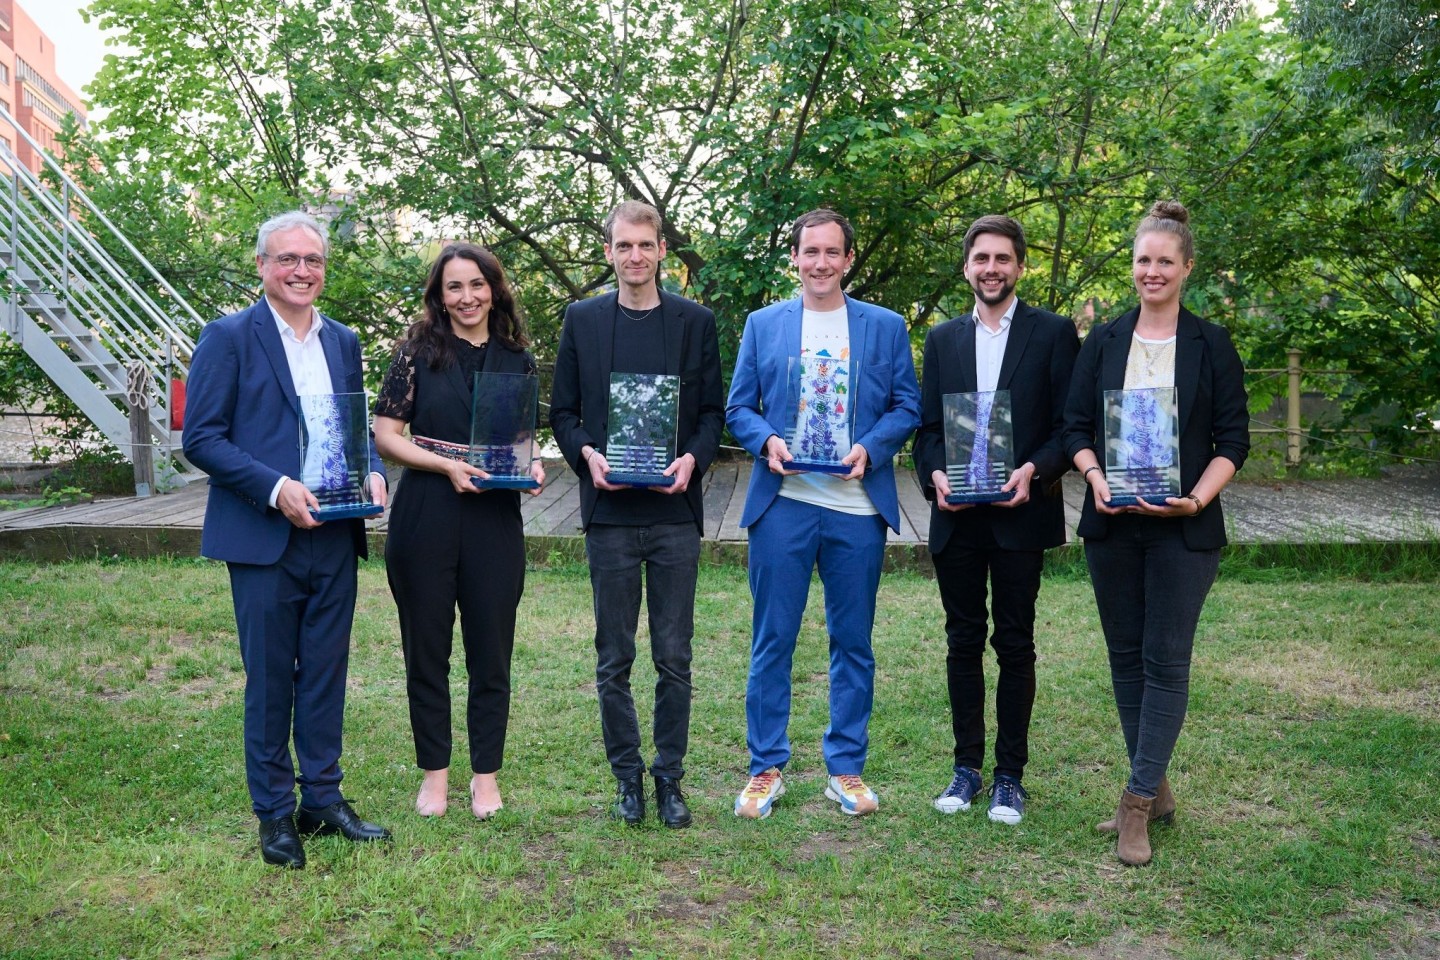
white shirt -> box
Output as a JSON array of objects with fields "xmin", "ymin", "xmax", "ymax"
[
  {"xmin": 973, "ymin": 297, "xmax": 1017, "ymax": 394},
  {"xmin": 265, "ymin": 299, "xmax": 336, "ymax": 508},
  {"xmin": 778, "ymin": 305, "xmax": 877, "ymax": 516}
]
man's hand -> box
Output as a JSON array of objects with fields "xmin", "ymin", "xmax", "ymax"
[
  {"xmin": 586, "ymin": 447, "xmax": 630, "ymax": 491},
  {"xmin": 764, "ymin": 435, "xmax": 801, "ymax": 476},
  {"xmin": 368, "ymin": 472, "xmax": 389, "ymax": 509},
  {"xmin": 993, "ymin": 462, "xmax": 1035, "ymax": 508},
  {"xmin": 933, "ymin": 468, "xmax": 972, "ymax": 512},
  {"xmin": 277, "ymin": 478, "xmax": 322, "ymax": 528},
  {"xmin": 840, "ymin": 443, "xmax": 869, "ymax": 481},
  {"xmin": 660, "ymin": 453, "xmax": 696, "ymax": 494}
]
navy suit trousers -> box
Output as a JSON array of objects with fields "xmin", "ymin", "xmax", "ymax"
[{"xmin": 229, "ymin": 521, "xmax": 358, "ymax": 819}]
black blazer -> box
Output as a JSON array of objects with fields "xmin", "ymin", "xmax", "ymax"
[
  {"xmin": 1061, "ymin": 306, "xmax": 1250, "ymax": 549},
  {"xmin": 549, "ymin": 290, "xmax": 725, "ymax": 532},
  {"xmin": 913, "ymin": 300, "xmax": 1080, "ymax": 553},
  {"xmin": 387, "ymin": 340, "xmax": 537, "ymax": 516}
]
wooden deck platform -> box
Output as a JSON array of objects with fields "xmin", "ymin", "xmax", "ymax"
[{"xmin": 1, "ymin": 458, "xmax": 1437, "ymax": 565}]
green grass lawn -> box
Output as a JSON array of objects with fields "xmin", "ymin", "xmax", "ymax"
[{"xmin": 0, "ymin": 558, "xmax": 1435, "ymax": 959}]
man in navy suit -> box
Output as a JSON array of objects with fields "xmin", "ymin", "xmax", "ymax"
[
  {"xmin": 549, "ymin": 200, "xmax": 725, "ymax": 829},
  {"xmin": 912, "ymin": 215, "xmax": 1079, "ymax": 825},
  {"xmin": 727, "ymin": 209, "xmax": 921, "ymax": 819},
  {"xmin": 184, "ymin": 211, "xmax": 391, "ymax": 869}
]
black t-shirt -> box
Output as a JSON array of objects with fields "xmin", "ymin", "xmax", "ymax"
[{"xmin": 592, "ymin": 303, "xmax": 692, "ymax": 527}]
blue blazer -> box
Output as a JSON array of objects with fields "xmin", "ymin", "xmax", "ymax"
[
  {"xmin": 183, "ymin": 299, "xmax": 384, "ymax": 565},
  {"xmin": 726, "ymin": 295, "xmax": 921, "ymax": 533}
]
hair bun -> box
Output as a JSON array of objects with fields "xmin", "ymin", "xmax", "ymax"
[{"xmin": 1148, "ymin": 200, "xmax": 1189, "ymax": 224}]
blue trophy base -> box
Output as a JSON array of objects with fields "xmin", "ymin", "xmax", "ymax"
[
  {"xmin": 309, "ymin": 502, "xmax": 384, "ymax": 521},
  {"xmin": 471, "ymin": 476, "xmax": 541, "ymax": 490},
  {"xmin": 945, "ymin": 489, "xmax": 1016, "ymax": 505},
  {"xmin": 788, "ymin": 459, "xmax": 850, "ymax": 475},
  {"xmin": 1103, "ymin": 493, "xmax": 1170, "ymax": 508},
  {"xmin": 607, "ymin": 473, "xmax": 675, "ymax": 487}
]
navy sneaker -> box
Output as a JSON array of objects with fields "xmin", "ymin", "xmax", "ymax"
[
  {"xmin": 933, "ymin": 768, "xmax": 983, "ymax": 814},
  {"xmin": 987, "ymin": 775, "xmax": 1028, "ymax": 824}
]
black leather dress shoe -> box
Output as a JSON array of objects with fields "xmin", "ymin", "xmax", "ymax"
[
  {"xmin": 653, "ymin": 775, "xmax": 692, "ymax": 829},
  {"xmin": 258, "ymin": 814, "xmax": 306, "ymax": 869},
  {"xmin": 297, "ymin": 799, "xmax": 392, "ymax": 842},
  {"xmin": 612, "ymin": 774, "xmax": 645, "ymax": 826}
]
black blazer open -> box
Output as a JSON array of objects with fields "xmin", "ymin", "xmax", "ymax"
[
  {"xmin": 549, "ymin": 290, "xmax": 725, "ymax": 532},
  {"xmin": 1061, "ymin": 306, "xmax": 1250, "ymax": 550},
  {"xmin": 913, "ymin": 300, "xmax": 1080, "ymax": 553}
]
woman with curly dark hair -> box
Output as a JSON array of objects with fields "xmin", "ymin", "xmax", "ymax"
[
  {"xmin": 1062, "ymin": 202, "xmax": 1249, "ymax": 866},
  {"xmin": 374, "ymin": 243, "xmax": 544, "ymax": 820}
]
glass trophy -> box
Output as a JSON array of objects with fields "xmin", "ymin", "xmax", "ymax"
[
  {"xmin": 604, "ymin": 372, "xmax": 679, "ymax": 487},
  {"xmin": 942, "ymin": 390, "xmax": 1016, "ymax": 504},
  {"xmin": 297, "ymin": 392, "xmax": 384, "ymax": 520},
  {"xmin": 1102, "ymin": 387, "xmax": 1181, "ymax": 507},
  {"xmin": 783, "ymin": 354, "xmax": 852, "ymax": 473},
  {"xmin": 468, "ymin": 371, "xmax": 540, "ymax": 490}
]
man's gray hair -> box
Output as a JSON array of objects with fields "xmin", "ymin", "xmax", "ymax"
[{"xmin": 256, "ymin": 210, "xmax": 330, "ymax": 258}]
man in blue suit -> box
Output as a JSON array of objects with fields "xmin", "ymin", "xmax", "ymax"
[
  {"xmin": 184, "ymin": 211, "xmax": 391, "ymax": 869},
  {"xmin": 727, "ymin": 209, "xmax": 921, "ymax": 819}
]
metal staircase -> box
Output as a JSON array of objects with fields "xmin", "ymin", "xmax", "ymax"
[{"xmin": 0, "ymin": 104, "xmax": 201, "ymax": 491}]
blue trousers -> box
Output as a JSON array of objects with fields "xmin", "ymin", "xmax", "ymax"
[
  {"xmin": 1084, "ymin": 515, "xmax": 1219, "ymax": 797},
  {"xmin": 228, "ymin": 521, "xmax": 357, "ymax": 819},
  {"xmin": 745, "ymin": 495, "xmax": 888, "ymax": 776}
]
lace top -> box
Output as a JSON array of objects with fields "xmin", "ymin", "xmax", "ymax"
[{"xmin": 375, "ymin": 338, "xmax": 514, "ymax": 422}]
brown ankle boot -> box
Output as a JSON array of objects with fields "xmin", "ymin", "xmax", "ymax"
[
  {"xmin": 1098, "ymin": 776, "xmax": 1175, "ymax": 832},
  {"xmin": 1116, "ymin": 789, "xmax": 1154, "ymax": 866}
]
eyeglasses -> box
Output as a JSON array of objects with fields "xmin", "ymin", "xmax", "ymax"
[{"xmin": 263, "ymin": 253, "xmax": 326, "ymax": 270}]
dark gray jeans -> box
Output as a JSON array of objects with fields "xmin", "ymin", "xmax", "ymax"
[
  {"xmin": 1084, "ymin": 516, "xmax": 1219, "ymax": 798},
  {"xmin": 585, "ymin": 521, "xmax": 700, "ymax": 781}
]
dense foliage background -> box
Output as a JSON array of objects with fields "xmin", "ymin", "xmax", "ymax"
[{"xmin": 32, "ymin": 0, "xmax": 1440, "ymax": 459}]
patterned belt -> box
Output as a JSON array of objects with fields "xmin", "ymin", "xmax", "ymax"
[{"xmin": 411, "ymin": 434, "xmax": 472, "ymax": 462}]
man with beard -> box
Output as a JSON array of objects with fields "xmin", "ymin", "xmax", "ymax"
[{"xmin": 912, "ymin": 215, "xmax": 1080, "ymax": 825}]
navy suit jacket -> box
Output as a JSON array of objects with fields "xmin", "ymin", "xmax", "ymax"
[
  {"xmin": 1061, "ymin": 306, "xmax": 1250, "ymax": 550},
  {"xmin": 548, "ymin": 290, "xmax": 725, "ymax": 533},
  {"xmin": 726, "ymin": 295, "xmax": 921, "ymax": 533},
  {"xmin": 183, "ymin": 298, "xmax": 383, "ymax": 565},
  {"xmin": 912, "ymin": 300, "xmax": 1080, "ymax": 553}
]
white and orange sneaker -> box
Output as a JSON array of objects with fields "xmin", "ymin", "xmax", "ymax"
[
  {"xmin": 734, "ymin": 767, "xmax": 785, "ymax": 819},
  {"xmin": 825, "ymin": 774, "xmax": 879, "ymax": 816}
]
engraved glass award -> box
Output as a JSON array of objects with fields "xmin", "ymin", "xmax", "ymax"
[
  {"xmin": 1102, "ymin": 387, "xmax": 1181, "ymax": 507},
  {"xmin": 783, "ymin": 353, "xmax": 852, "ymax": 473},
  {"xmin": 297, "ymin": 392, "xmax": 383, "ymax": 520},
  {"xmin": 468, "ymin": 371, "xmax": 540, "ymax": 490},
  {"xmin": 943, "ymin": 390, "xmax": 1016, "ymax": 504},
  {"xmin": 604, "ymin": 372, "xmax": 678, "ymax": 486}
]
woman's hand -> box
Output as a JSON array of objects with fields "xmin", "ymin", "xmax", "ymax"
[{"xmin": 444, "ymin": 457, "xmax": 487, "ymax": 494}]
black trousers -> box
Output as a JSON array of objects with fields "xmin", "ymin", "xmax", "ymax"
[
  {"xmin": 931, "ymin": 518, "xmax": 1044, "ymax": 782},
  {"xmin": 386, "ymin": 473, "xmax": 526, "ymax": 774}
]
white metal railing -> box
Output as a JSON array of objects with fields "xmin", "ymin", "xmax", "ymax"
[{"xmin": 0, "ymin": 103, "xmax": 201, "ymax": 470}]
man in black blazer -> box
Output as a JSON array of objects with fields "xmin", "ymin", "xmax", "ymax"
[
  {"xmin": 913, "ymin": 216, "xmax": 1079, "ymax": 825},
  {"xmin": 549, "ymin": 200, "xmax": 725, "ymax": 829},
  {"xmin": 184, "ymin": 211, "xmax": 391, "ymax": 869}
]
